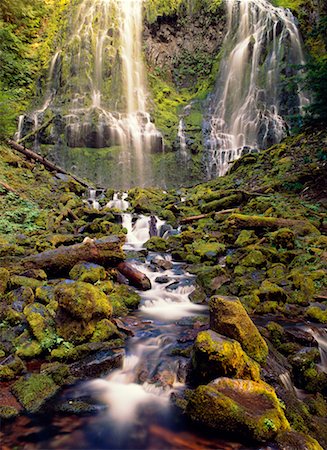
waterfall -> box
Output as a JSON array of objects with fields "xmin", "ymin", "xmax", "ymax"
[
  {"xmin": 20, "ymin": 0, "xmax": 163, "ymax": 188},
  {"xmin": 206, "ymin": 0, "xmax": 309, "ymax": 178}
]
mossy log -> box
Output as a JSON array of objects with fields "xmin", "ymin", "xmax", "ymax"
[
  {"xmin": 226, "ymin": 213, "xmax": 319, "ymax": 235},
  {"xmin": 117, "ymin": 262, "xmax": 151, "ymax": 291},
  {"xmin": 7, "ymin": 140, "xmax": 90, "ymax": 188},
  {"xmin": 180, "ymin": 209, "xmax": 235, "ymax": 224},
  {"xmin": 22, "ymin": 236, "xmax": 125, "ymax": 276}
]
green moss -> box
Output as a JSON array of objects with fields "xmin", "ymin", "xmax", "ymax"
[
  {"xmin": 241, "ymin": 250, "xmax": 266, "ymax": 268},
  {"xmin": 0, "ymin": 405, "xmax": 20, "ymax": 420},
  {"xmin": 16, "ymin": 340, "xmax": 43, "ymax": 358},
  {"xmin": 12, "ymin": 374, "xmax": 59, "ymax": 413},
  {"xmin": 10, "ymin": 275, "xmax": 44, "ymax": 291},
  {"xmin": 306, "ymin": 306, "xmax": 327, "ymax": 323},
  {"xmin": 54, "ymin": 281, "xmax": 112, "ymax": 321},
  {"xmin": 69, "ymin": 262, "xmax": 106, "ymax": 284},
  {"xmin": 90, "ymin": 319, "xmax": 120, "ymax": 342},
  {"xmin": 192, "ymin": 330, "xmax": 261, "ymax": 383},
  {"xmin": 0, "ymin": 267, "xmax": 10, "ymax": 294},
  {"xmin": 235, "ymin": 230, "xmax": 258, "ymax": 247},
  {"xmin": 209, "ymin": 296, "xmax": 269, "ymax": 364}
]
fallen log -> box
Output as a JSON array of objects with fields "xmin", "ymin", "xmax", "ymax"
[
  {"xmin": 180, "ymin": 209, "xmax": 235, "ymax": 224},
  {"xmin": 7, "ymin": 140, "xmax": 90, "ymax": 188},
  {"xmin": 22, "ymin": 235, "xmax": 125, "ymax": 276},
  {"xmin": 226, "ymin": 213, "xmax": 319, "ymax": 235},
  {"xmin": 0, "ymin": 181, "xmax": 19, "ymax": 195},
  {"xmin": 17, "ymin": 116, "xmax": 54, "ymax": 145},
  {"xmin": 117, "ymin": 262, "xmax": 151, "ymax": 291}
]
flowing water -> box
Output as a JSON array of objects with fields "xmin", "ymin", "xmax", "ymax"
[{"xmin": 206, "ymin": 0, "xmax": 309, "ymax": 178}]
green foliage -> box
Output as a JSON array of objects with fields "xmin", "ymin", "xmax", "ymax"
[
  {"xmin": 302, "ymin": 55, "xmax": 327, "ymax": 123},
  {"xmin": 0, "ymin": 191, "xmax": 42, "ymax": 234}
]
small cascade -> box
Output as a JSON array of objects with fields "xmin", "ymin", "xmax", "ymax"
[
  {"xmin": 106, "ymin": 192, "xmax": 129, "ymax": 211},
  {"xmin": 305, "ymin": 326, "xmax": 327, "ymax": 373},
  {"xmin": 206, "ymin": 0, "xmax": 309, "ymax": 178},
  {"xmin": 87, "ymin": 188, "xmax": 100, "ymax": 210},
  {"xmin": 14, "ymin": 115, "xmax": 25, "ymax": 142}
]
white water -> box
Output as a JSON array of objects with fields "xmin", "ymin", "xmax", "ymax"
[
  {"xmin": 207, "ymin": 0, "xmax": 309, "ymax": 177},
  {"xmin": 178, "ymin": 119, "xmax": 188, "ymax": 161}
]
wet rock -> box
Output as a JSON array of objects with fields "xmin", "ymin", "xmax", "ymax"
[
  {"xmin": 152, "ymin": 256, "xmax": 173, "ymax": 271},
  {"xmin": 185, "ymin": 378, "xmax": 290, "ymax": 443},
  {"xmin": 191, "ymin": 330, "xmax": 261, "ymax": 384},
  {"xmin": 12, "ymin": 373, "xmax": 59, "ymax": 413},
  {"xmin": 155, "ymin": 275, "xmax": 170, "ymax": 284},
  {"xmin": 54, "ymin": 400, "xmax": 101, "ymax": 415},
  {"xmin": 69, "ymin": 348, "xmax": 124, "ymax": 379},
  {"xmin": 209, "ymin": 296, "xmax": 269, "ymax": 364}
]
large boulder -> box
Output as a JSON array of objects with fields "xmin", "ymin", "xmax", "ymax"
[
  {"xmin": 69, "ymin": 262, "xmax": 106, "ymax": 284},
  {"xmin": 185, "ymin": 378, "xmax": 290, "ymax": 442},
  {"xmin": 191, "ymin": 330, "xmax": 260, "ymax": 384},
  {"xmin": 209, "ymin": 296, "xmax": 268, "ymax": 364}
]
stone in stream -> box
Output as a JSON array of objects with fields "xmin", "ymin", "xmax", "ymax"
[
  {"xmin": 155, "ymin": 275, "xmax": 170, "ymax": 284},
  {"xmin": 185, "ymin": 378, "xmax": 290, "ymax": 443},
  {"xmin": 209, "ymin": 296, "xmax": 269, "ymax": 364}
]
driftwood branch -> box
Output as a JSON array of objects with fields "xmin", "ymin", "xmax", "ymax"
[
  {"xmin": 117, "ymin": 262, "xmax": 151, "ymax": 290},
  {"xmin": 7, "ymin": 140, "xmax": 90, "ymax": 188},
  {"xmin": 22, "ymin": 236, "xmax": 125, "ymax": 276},
  {"xmin": 17, "ymin": 116, "xmax": 54, "ymax": 145}
]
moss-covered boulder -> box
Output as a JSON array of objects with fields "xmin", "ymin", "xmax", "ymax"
[
  {"xmin": 191, "ymin": 330, "xmax": 261, "ymax": 384},
  {"xmin": 209, "ymin": 296, "xmax": 269, "ymax": 364},
  {"xmin": 69, "ymin": 262, "xmax": 106, "ymax": 284},
  {"xmin": 108, "ymin": 284, "xmax": 141, "ymax": 317},
  {"xmin": 185, "ymin": 378, "xmax": 290, "ymax": 442},
  {"xmin": 270, "ymin": 228, "xmax": 295, "ymax": 249},
  {"xmin": 12, "ymin": 373, "xmax": 59, "ymax": 413},
  {"xmin": 241, "ymin": 249, "xmax": 266, "ymax": 267},
  {"xmin": 255, "ymin": 280, "xmax": 288, "ymax": 303},
  {"xmin": 0, "ymin": 355, "xmax": 25, "ymax": 381},
  {"xmin": 35, "ymin": 285, "xmax": 56, "ymax": 304},
  {"xmin": 54, "ymin": 281, "xmax": 112, "ymax": 320},
  {"xmin": 7, "ymin": 286, "xmax": 34, "ymax": 305},
  {"xmin": 16, "ymin": 340, "xmax": 43, "ymax": 359},
  {"xmin": 0, "ymin": 267, "xmax": 10, "ymax": 294}
]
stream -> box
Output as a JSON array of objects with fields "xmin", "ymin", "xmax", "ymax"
[{"xmin": 0, "ymin": 195, "xmax": 275, "ymax": 450}]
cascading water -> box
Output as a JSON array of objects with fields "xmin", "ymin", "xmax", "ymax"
[
  {"xmin": 20, "ymin": 0, "xmax": 163, "ymax": 188},
  {"xmin": 206, "ymin": 0, "xmax": 309, "ymax": 178}
]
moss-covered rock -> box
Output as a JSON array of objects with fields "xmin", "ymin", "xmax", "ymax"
[
  {"xmin": 185, "ymin": 378, "xmax": 290, "ymax": 442},
  {"xmin": 54, "ymin": 281, "xmax": 112, "ymax": 321},
  {"xmin": 235, "ymin": 230, "xmax": 258, "ymax": 247},
  {"xmin": 270, "ymin": 228, "xmax": 295, "ymax": 249},
  {"xmin": 144, "ymin": 236, "xmax": 169, "ymax": 252},
  {"xmin": 23, "ymin": 302, "xmax": 57, "ymax": 350},
  {"xmin": 12, "ymin": 373, "xmax": 59, "ymax": 413},
  {"xmin": 90, "ymin": 319, "xmax": 120, "ymax": 342},
  {"xmin": 306, "ymin": 306, "xmax": 327, "ymax": 323},
  {"xmin": 0, "ymin": 355, "xmax": 25, "ymax": 381},
  {"xmin": 0, "ymin": 267, "xmax": 10, "ymax": 294},
  {"xmin": 35, "ymin": 285, "xmax": 56, "ymax": 304},
  {"xmin": 241, "ymin": 249, "xmax": 266, "ymax": 267},
  {"xmin": 108, "ymin": 284, "xmax": 141, "ymax": 316},
  {"xmin": 69, "ymin": 262, "xmax": 107, "ymax": 284},
  {"xmin": 16, "ymin": 340, "xmax": 43, "ymax": 359},
  {"xmin": 209, "ymin": 296, "xmax": 269, "ymax": 364},
  {"xmin": 7, "ymin": 286, "xmax": 34, "ymax": 305},
  {"xmin": 191, "ymin": 330, "xmax": 261, "ymax": 384},
  {"xmin": 256, "ymin": 280, "xmax": 288, "ymax": 303},
  {"xmin": 10, "ymin": 275, "xmax": 44, "ymax": 291}
]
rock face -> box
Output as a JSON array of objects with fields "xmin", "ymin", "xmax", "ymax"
[
  {"xmin": 186, "ymin": 378, "xmax": 290, "ymax": 442},
  {"xmin": 144, "ymin": 9, "xmax": 226, "ymax": 89},
  {"xmin": 209, "ymin": 296, "xmax": 269, "ymax": 364},
  {"xmin": 191, "ymin": 330, "xmax": 261, "ymax": 384}
]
